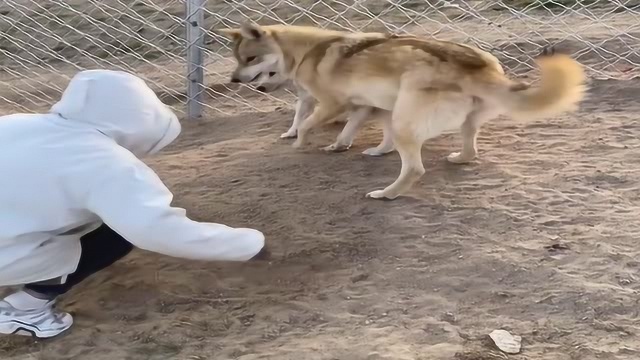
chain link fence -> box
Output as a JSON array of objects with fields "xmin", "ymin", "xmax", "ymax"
[{"xmin": 1, "ymin": 0, "xmax": 639, "ymax": 119}]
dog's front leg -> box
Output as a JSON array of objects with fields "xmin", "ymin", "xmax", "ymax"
[
  {"xmin": 293, "ymin": 102, "xmax": 346, "ymax": 149},
  {"xmin": 281, "ymin": 87, "xmax": 315, "ymax": 139},
  {"xmin": 322, "ymin": 106, "xmax": 374, "ymax": 152}
]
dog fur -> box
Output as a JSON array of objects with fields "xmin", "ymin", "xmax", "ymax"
[{"xmin": 220, "ymin": 24, "xmax": 587, "ymax": 200}]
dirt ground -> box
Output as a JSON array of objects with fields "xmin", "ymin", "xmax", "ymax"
[
  {"xmin": 1, "ymin": 1, "xmax": 640, "ymax": 360},
  {"xmin": 1, "ymin": 77, "xmax": 639, "ymax": 360}
]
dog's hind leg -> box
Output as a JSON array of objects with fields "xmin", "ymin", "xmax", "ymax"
[
  {"xmin": 363, "ymin": 112, "xmax": 395, "ymax": 157},
  {"xmin": 366, "ymin": 89, "xmax": 434, "ymax": 200},
  {"xmin": 447, "ymin": 102, "xmax": 499, "ymax": 164},
  {"xmin": 366, "ymin": 134, "xmax": 424, "ymax": 200},
  {"xmin": 367, "ymin": 88, "xmax": 471, "ymax": 200}
]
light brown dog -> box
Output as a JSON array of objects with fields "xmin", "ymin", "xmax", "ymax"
[{"xmin": 221, "ymin": 24, "xmax": 586, "ymax": 200}]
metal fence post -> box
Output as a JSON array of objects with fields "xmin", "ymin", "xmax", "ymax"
[{"xmin": 186, "ymin": 0, "xmax": 205, "ymax": 120}]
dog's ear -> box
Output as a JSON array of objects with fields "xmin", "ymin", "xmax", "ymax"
[
  {"xmin": 240, "ymin": 22, "xmax": 266, "ymax": 40},
  {"xmin": 217, "ymin": 28, "xmax": 242, "ymax": 41}
]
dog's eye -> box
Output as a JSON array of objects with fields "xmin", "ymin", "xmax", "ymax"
[
  {"xmin": 268, "ymin": 72, "xmax": 276, "ymax": 77},
  {"xmin": 246, "ymin": 56, "xmax": 256, "ymax": 62}
]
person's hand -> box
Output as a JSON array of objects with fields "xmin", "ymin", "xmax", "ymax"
[{"xmin": 250, "ymin": 245, "xmax": 271, "ymax": 261}]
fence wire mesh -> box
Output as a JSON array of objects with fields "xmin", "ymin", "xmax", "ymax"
[{"xmin": 1, "ymin": 0, "xmax": 639, "ymax": 118}]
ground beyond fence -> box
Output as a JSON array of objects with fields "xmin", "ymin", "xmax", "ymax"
[{"xmin": 0, "ymin": 0, "xmax": 638, "ymax": 118}]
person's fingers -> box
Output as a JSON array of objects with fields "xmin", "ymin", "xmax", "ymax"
[{"xmin": 250, "ymin": 246, "xmax": 271, "ymax": 261}]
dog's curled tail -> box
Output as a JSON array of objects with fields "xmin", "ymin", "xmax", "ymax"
[{"xmin": 473, "ymin": 50, "xmax": 587, "ymax": 120}]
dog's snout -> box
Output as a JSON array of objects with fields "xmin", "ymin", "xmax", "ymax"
[
  {"xmin": 269, "ymin": 72, "xmax": 276, "ymax": 77},
  {"xmin": 230, "ymin": 77, "xmax": 241, "ymax": 83},
  {"xmin": 256, "ymin": 86, "xmax": 267, "ymax": 92}
]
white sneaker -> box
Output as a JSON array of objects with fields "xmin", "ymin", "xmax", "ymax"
[{"xmin": 0, "ymin": 300, "xmax": 73, "ymax": 338}]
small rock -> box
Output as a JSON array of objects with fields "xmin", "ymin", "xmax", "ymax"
[
  {"xmin": 489, "ymin": 329, "xmax": 522, "ymax": 354},
  {"xmin": 607, "ymin": 142, "xmax": 626, "ymax": 149},
  {"xmin": 619, "ymin": 278, "xmax": 632, "ymax": 285},
  {"xmin": 545, "ymin": 243, "xmax": 570, "ymax": 252},
  {"xmin": 351, "ymin": 273, "xmax": 369, "ymax": 283},
  {"xmin": 441, "ymin": 312, "xmax": 457, "ymax": 323}
]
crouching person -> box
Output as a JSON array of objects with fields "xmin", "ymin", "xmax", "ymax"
[{"xmin": 0, "ymin": 70, "xmax": 267, "ymax": 339}]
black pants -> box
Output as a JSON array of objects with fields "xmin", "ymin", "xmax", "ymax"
[{"xmin": 24, "ymin": 224, "xmax": 134, "ymax": 298}]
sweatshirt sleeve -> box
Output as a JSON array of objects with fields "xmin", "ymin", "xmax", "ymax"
[{"xmin": 83, "ymin": 155, "xmax": 264, "ymax": 262}]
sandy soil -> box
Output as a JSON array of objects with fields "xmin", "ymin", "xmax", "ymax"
[
  {"xmin": 2, "ymin": 77, "xmax": 639, "ymax": 360},
  {"xmin": 1, "ymin": 1, "xmax": 640, "ymax": 360}
]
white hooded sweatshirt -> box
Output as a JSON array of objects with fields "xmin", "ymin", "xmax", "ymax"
[{"xmin": 0, "ymin": 70, "xmax": 264, "ymax": 286}]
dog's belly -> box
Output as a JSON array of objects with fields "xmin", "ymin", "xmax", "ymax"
[
  {"xmin": 350, "ymin": 96, "xmax": 393, "ymax": 108},
  {"xmin": 348, "ymin": 82, "xmax": 398, "ymax": 110},
  {"xmin": 425, "ymin": 94, "xmax": 475, "ymax": 136}
]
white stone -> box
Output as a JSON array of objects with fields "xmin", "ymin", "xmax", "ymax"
[{"xmin": 489, "ymin": 329, "xmax": 522, "ymax": 354}]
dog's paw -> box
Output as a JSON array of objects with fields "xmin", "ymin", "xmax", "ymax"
[
  {"xmin": 322, "ymin": 143, "xmax": 350, "ymax": 153},
  {"xmin": 446, "ymin": 152, "xmax": 474, "ymax": 164},
  {"xmin": 366, "ymin": 189, "xmax": 396, "ymax": 200},
  {"xmin": 292, "ymin": 139, "xmax": 304, "ymax": 148},
  {"xmin": 280, "ymin": 129, "xmax": 297, "ymax": 139},
  {"xmin": 362, "ymin": 147, "xmax": 392, "ymax": 157}
]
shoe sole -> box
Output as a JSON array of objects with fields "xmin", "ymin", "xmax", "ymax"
[{"xmin": 0, "ymin": 321, "xmax": 72, "ymax": 339}]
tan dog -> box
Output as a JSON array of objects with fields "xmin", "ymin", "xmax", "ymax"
[{"xmin": 221, "ymin": 24, "xmax": 586, "ymax": 200}]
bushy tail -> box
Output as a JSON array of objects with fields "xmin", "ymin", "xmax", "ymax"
[
  {"xmin": 508, "ymin": 53, "xmax": 587, "ymax": 118},
  {"xmin": 469, "ymin": 51, "xmax": 587, "ymax": 120}
]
